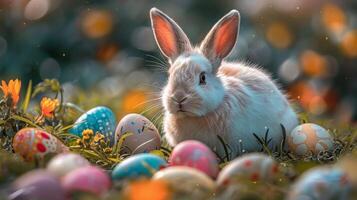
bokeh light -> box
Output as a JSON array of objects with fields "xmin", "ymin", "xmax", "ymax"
[
  {"xmin": 24, "ymin": 0, "xmax": 50, "ymax": 20},
  {"xmin": 81, "ymin": 10, "xmax": 113, "ymax": 39},
  {"xmin": 321, "ymin": 3, "xmax": 346, "ymax": 34},
  {"xmin": 265, "ymin": 22, "xmax": 293, "ymax": 49},
  {"xmin": 300, "ymin": 50, "xmax": 327, "ymax": 77},
  {"xmin": 340, "ymin": 30, "xmax": 357, "ymax": 58}
]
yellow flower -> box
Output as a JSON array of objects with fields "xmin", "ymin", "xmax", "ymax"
[
  {"xmin": 82, "ymin": 129, "xmax": 94, "ymax": 140},
  {"xmin": 93, "ymin": 133, "xmax": 105, "ymax": 143},
  {"xmin": 104, "ymin": 147, "xmax": 112, "ymax": 153},
  {"xmin": 40, "ymin": 97, "xmax": 59, "ymax": 118},
  {"xmin": 1, "ymin": 79, "xmax": 21, "ymax": 107}
]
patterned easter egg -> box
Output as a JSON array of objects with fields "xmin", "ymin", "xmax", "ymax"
[
  {"xmin": 70, "ymin": 106, "xmax": 116, "ymax": 145},
  {"xmin": 169, "ymin": 140, "xmax": 219, "ymax": 178},
  {"xmin": 217, "ymin": 153, "xmax": 279, "ymax": 186},
  {"xmin": 11, "ymin": 170, "xmax": 66, "ymax": 200},
  {"xmin": 13, "ymin": 128, "xmax": 68, "ymax": 161},
  {"xmin": 47, "ymin": 153, "xmax": 90, "ymax": 177},
  {"xmin": 115, "ymin": 113, "xmax": 161, "ymax": 154},
  {"xmin": 152, "ymin": 166, "xmax": 216, "ymax": 193},
  {"xmin": 287, "ymin": 167, "xmax": 351, "ymax": 200},
  {"xmin": 62, "ymin": 166, "xmax": 111, "ymax": 196},
  {"xmin": 288, "ymin": 123, "xmax": 333, "ymax": 156},
  {"xmin": 112, "ymin": 153, "xmax": 167, "ymax": 180}
]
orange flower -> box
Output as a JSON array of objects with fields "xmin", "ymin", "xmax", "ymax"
[
  {"xmin": 0, "ymin": 79, "xmax": 21, "ymax": 107},
  {"xmin": 40, "ymin": 97, "xmax": 59, "ymax": 118},
  {"xmin": 124, "ymin": 179, "xmax": 171, "ymax": 200}
]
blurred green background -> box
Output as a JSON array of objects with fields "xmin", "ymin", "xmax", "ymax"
[{"xmin": 0, "ymin": 0, "xmax": 356, "ymax": 122}]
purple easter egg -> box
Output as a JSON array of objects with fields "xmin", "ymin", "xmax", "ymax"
[
  {"xmin": 10, "ymin": 170, "xmax": 65, "ymax": 200},
  {"xmin": 169, "ymin": 140, "xmax": 219, "ymax": 178}
]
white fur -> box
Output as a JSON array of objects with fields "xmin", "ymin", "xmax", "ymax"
[{"xmin": 150, "ymin": 8, "xmax": 299, "ymax": 159}]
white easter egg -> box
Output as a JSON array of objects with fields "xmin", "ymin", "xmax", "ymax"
[
  {"xmin": 152, "ymin": 166, "xmax": 215, "ymax": 193},
  {"xmin": 217, "ymin": 153, "xmax": 279, "ymax": 186},
  {"xmin": 288, "ymin": 123, "xmax": 333, "ymax": 156},
  {"xmin": 47, "ymin": 153, "xmax": 90, "ymax": 177}
]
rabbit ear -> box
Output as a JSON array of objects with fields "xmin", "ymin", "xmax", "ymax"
[
  {"xmin": 150, "ymin": 8, "xmax": 192, "ymax": 63},
  {"xmin": 200, "ymin": 10, "xmax": 240, "ymax": 70}
]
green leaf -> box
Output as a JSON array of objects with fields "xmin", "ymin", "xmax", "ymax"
[
  {"xmin": 21, "ymin": 80, "xmax": 32, "ymax": 112},
  {"xmin": 10, "ymin": 114, "xmax": 40, "ymax": 128}
]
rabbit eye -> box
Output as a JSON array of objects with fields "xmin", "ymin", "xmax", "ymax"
[{"xmin": 199, "ymin": 72, "xmax": 206, "ymax": 85}]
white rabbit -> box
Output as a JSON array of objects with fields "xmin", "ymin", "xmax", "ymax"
[{"xmin": 150, "ymin": 8, "xmax": 299, "ymax": 159}]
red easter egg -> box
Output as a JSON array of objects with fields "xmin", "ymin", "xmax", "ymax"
[{"xmin": 169, "ymin": 140, "xmax": 219, "ymax": 178}]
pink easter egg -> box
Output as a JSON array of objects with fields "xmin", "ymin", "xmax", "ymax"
[
  {"xmin": 115, "ymin": 113, "xmax": 161, "ymax": 154},
  {"xmin": 169, "ymin": 140, "xmax": 219, "ymax": 178},
  {"xmin": 62, "ymin": 166, "xmax": 111, "ymax": 196},
  {"xmin": 13, "ymin": 128, "xmax": 69, "ymax": 161}
]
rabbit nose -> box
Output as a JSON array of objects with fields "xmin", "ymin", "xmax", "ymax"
[
  {"xmin": 171, "ymin": 91, "xmax": 188, "ymax": 105},
  {"xmin": 172, "ymin": 96, "xmax": 187, "ymax": 104}
]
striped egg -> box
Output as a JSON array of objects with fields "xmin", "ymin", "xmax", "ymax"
[
  {"xmin": 70, "ymin": 106, "xmax": 116, "ymax": 145},
  {"xmin": 217, "ymin": 153, "xmax": 279, "ymax": 186},
  {"xmin": 115, "ymin": 113, "xmax": 161, "ymax": 155},
  {"xmin": 288, "ymin": 123, "xmax": 333, "ymax": 156},
  {"xmin": 13, "ymin": 128, "xmax": 68, "ymax": 161}
]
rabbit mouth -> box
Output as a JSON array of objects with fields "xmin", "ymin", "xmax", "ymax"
[{"xmin": 175, "ymin": 109, "xmax": 197, "ymax": 117}]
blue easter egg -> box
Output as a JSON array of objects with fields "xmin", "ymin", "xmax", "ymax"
[
  {"xmin": 287, "ymin": 167, "xmax": 351, "ymax": 200},
  {"xmin": 112, "ymin": 154, "xmax": 167, "ymax": 180},
  {"xmin": 70, "ymin": 106, "xmax": 116, "ymax": 145}
]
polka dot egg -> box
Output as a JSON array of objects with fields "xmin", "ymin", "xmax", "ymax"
[
  {"xmin": 288, "ymin": 123, "xmax": 334, "ymax": 156},
  {"xmin": 287, "ymin": 167, "xmax": 351, "ymax": 200},
  {"xmin": 70, "ymin": 106, "xmax": 116, "ymax": 145},
  {"xmin": 169, "ymin": 140, "xmax": 219, "ymax": 178},
  {"xmin": 217, "ymin": 153, "xmax": 279, "ymax": 186},
  {"xmin": 115, "ymin": 113, "xmax": 161, "ymax": 154},
  {"xmin": 13, "ymin": 128, "xmax": 68, "ymax": 161}
]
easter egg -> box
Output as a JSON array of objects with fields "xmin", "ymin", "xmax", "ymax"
[
  {"xmin": 115, "ymin": 113, "xmax": 161, "ymax": 154},
  {"xmin": 70, "ymin": 106, "xmax": 116, "ymax": 145},
  {"xmin": 112, "ymin": 153, "xmax": 167, "ymax": 180},
  {"xmin": 13, "ymin": 128, "xmax": 68, "ymax": 161},
  {"xmin": 217, "ymin": 153, "xmax": 279, "ymax": 185},
  {"xmin": 11, "ymin": 170, "xmax": 66, "ymax": 200},
  {"xmin": 47, "ymin": 153, "xmax": 90, "ymax": 177},
  {"xmin": 169, "ymin": 140, "xmax": 219, "ymax": 178},
  {"xmin": 287, "ymin": 167, "xmax": 351, "ymax": 200},
  {"xmin": 62, "ymin": 166, "xmax": 111, "ymax": 196},
  {"xmin": 152, "ymin": 166, "xmax": 215, "ymax": 195},
  {"xmin": 288, "ymin": 123, "xmax": 333, "ymax": 156}
]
